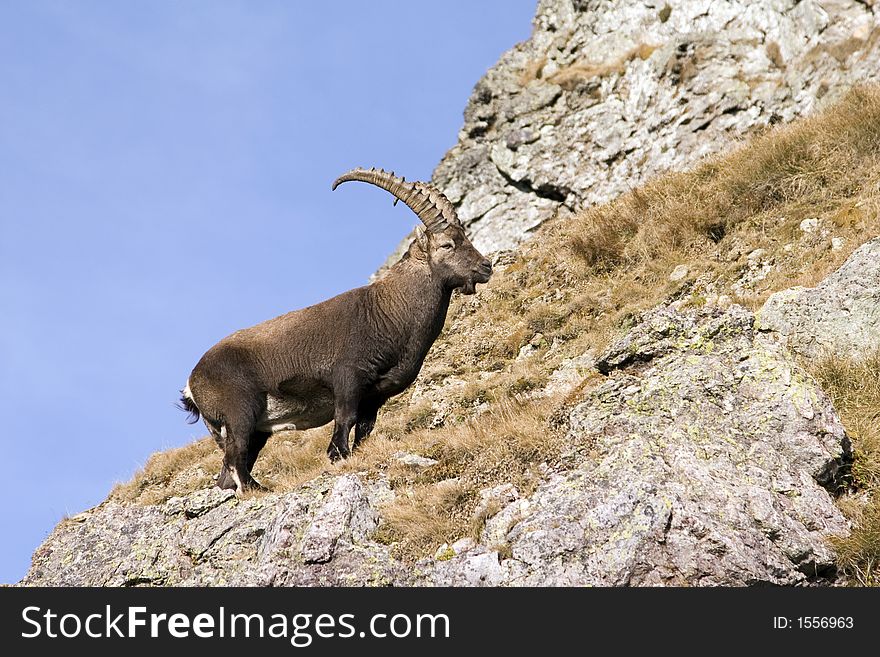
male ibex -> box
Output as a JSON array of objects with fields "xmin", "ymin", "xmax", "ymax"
[{"xmin": 180, "ymin": 168, "xmax": 492, "ymax": 493}]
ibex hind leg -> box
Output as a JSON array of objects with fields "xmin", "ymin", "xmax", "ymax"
[
  {"xmin": 218, "ymin": 428, "xmax": 270, "ymax": 477},
  {"xmin": 216, "ymin": 404, "xmax": 267, "ymax": 493},
  {"xmin": 203, "ymin": 418, "xmax": 237, "ymax": 490},
  {"xmin": 246, "ymin": 430, "xmax": 270, "ymax": 474}
]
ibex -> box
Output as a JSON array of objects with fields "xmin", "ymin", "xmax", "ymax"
[{"xmin": 179, "ymin": 168, "xmax": 492, "ymax": 493}]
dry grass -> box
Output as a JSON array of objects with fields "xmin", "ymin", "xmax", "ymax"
[
  {"xmin": 547, "ymin": 43, "xmax": 658, "ymax": 89},
  {"xmin": 116, "ymin": 85, "xmax": 880, "ymax": 566},
  {"xmin": 518, "ymin": 56, "xmax": 547, "ymax": 86},
  {"xmin": 111, "ymin": 438, "xmax": 220, "ymax": 505},
  {"xmin": 833, "ymin": 502, "xmax": 880, "ymax": 586},
  {"xmin": 812, "ymin": 351, "xmax": 880, "ymax": 489},
  {"xmin": 810, "ymin": 350, "xmax": 880, "ymax": 585},
  {"xmin": 372, "ymin": 398, "xmax": 566, "ymax": 558}
]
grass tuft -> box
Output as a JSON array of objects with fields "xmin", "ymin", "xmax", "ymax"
[{"xmin": 810, "ymin": 350, "xmax": 880, "ymax": 585}]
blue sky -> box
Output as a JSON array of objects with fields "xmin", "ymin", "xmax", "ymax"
[{"xmin": 0, "ymin": 1, "xmax": 535, "ymax": 584}]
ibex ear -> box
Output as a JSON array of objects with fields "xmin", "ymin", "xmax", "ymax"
[{"xmin": 414, "ymin": 225, "xmax": 429, "ymax": 251}]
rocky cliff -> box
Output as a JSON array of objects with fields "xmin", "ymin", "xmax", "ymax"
[
  {"xmin": 385, "ymin": 0, "xmax": 880, "ymax": 264},
  {"xmin": 21, "ymin": 1, "xmax": 880, "ymax": 587}
]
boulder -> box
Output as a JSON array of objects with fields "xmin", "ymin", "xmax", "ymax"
[{"xmin": 758, "ymin": 236, "xmax": 880, "ymax": 359}]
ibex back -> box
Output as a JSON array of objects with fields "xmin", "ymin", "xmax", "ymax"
[{"xmin": 179, "ymin": 168, "xmax": 492, "ymax": 493}]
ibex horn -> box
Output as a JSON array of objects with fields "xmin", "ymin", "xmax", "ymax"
[{"xmin": 332, "ymin": 167, "xmax": 459, "ymax": 232}]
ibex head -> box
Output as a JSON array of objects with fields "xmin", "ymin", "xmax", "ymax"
[{"xmin": 332, "ymin": 167, "xmax": 492, "ymax": 294}]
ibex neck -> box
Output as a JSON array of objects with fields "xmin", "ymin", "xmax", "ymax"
[{"xmin": 374, "ymin": 258, "xmax": 451, "ymax": 339}]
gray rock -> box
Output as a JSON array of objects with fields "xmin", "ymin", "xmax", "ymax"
[
  {"xmin": 434, "ymin": 305, "xmax": 852, "ymax": 586},
  {"xmin": 383, "ymin": 0, "xmax": 880, "ymax": 265},
  {"xmin": 800, "ymin": 217, "xmax": 821, "ymax": 234},
  {"xmin": 757, "ymin": 236, "xmax": 880, "ymax": 359},
  {"xmin": 748, "ymin": 249, "xmax": 767, "ymax": 263},
  {"xmin": 516, "ymin": 343, "xmax": 539, "ymax": 360},
  {"xmin": 482, "ymin": 499, "xmax": 531, "ymax": 548},
  {"xmin": 300, "ymin": 475, "xmax": 379, "ymax": 564},
  {"xmin": 543, "ymin": 351, "xmax": 596, "ymax": 397},
  {"xmin": 473, "ymin": 484, "xmax": 520, "ymax": 525},
  {"xmin": 165, "ymin": 487, "xmax": 235, "ymax": 518},
  {"xmin": 22, "ymin": 475, "xmax": 405, "ymax": 587},
  {"xmin": 430, "ymin": 551, "xmax": 508, "ymax": 587},
  {"xmin": 450, "ymin": 537, "xmax": 477, "ymax": 554},
  {"xmin": 434, "ymin": 537, "xmax": 476, "ymax": 560},
  {"xmin": 595, "ymin": 305, "xmax": 710, "ymax": 374},
  {"xmin": 501, "ymin": 305, "xmax": 850, "ymax": 586},
  {"xmin": 669, "ymin": 264, "xmax": 690, "ymax": 281}
]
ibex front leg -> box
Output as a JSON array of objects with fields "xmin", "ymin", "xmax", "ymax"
[
  {"xmin": 222, "ymin": 425, "xmax": 267, "ymax": 492},
  {"xmin": 328, "ymin": 384, "xmax": 360, "ymax": 462}
]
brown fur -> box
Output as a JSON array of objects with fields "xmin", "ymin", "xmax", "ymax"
[{"xmin": 184, "ymin": 215, "xmax": 491, "ymax": 493}]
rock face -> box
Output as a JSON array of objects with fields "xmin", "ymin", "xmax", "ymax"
[
  {"xmin": 384, "ymin": 0, "xmax": 880, "ymax": 264},
  {"xmin": 23, "ymin": 477, "xmax": 408, "ymax": 587},
  {"xmin": 22, "ymin": 305, "xmax": 851, "ymax": 587},
  {"xmin": 758, "ymin": 237, "xmax": 880, "ymax": 359}
]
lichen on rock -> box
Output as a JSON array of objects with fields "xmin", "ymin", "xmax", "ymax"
[{"xmin": 431, "ymin": 305, "xmax": 851, "ymax": 586}]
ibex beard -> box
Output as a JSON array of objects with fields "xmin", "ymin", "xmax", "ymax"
[{"xmin": 179, "ymin": 168, "xmax": 492, "ymax": 494}]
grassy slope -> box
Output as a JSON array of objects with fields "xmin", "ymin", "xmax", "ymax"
[{"xmin": 113, "ymin": 86, "xmax": 880, "ymax": 579}]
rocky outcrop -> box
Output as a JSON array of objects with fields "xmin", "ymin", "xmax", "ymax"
[
  {"xmin": 383, "ymin": 0, "xmax": 880, "ymax": 264},
  {"xmin": 22, "ymin": 304, "xmax": 851, "ymax": 587},
  {"xmin": 758, "ymin": 237, "xmax": 880, "ymax": 359},
  {"xmin": 22, "ymin": 476, "xmax": 408, "ymax": 587},
  {"xmin": 431, "ymin": 305, "xmax": 851, "ymax": 586}
]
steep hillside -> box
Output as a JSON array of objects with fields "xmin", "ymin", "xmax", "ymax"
[{"xmin": 23, "ymin": 83, "xmax": 880, "ymax": 586}]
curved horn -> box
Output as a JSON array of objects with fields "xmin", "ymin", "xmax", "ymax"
[{"xmin": 332, "ymin": 167, "xmax": 459, "ymax": 232}]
